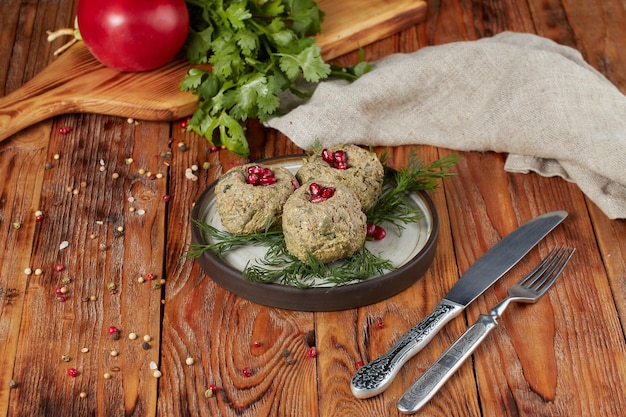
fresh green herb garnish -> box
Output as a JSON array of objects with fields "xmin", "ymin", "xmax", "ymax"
[
  {"xmin": 243, "ymin": 240, "xmax": 393, "ymax": 288},
  {"xmin": 186, "ymin": 152, "xmax": 459, "ymax": 288},
  {"xmin": 366, "ymin": 152, "xmax": 460, "ymax": 233},
  {"xmin": 180, "ymin": 0, "xmax": 371, "ymax": 156},
  {"xmin": 187, "ymin": 218, "xmax": 284, "ymax": 259}
]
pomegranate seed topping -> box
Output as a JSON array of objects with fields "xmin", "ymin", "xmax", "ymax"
[
  {"xmin": 247, "ymin": 173, "xmax": 260, "ymax": 184},
  {"xmin": 309, "ymin": 183, "xmax": 322, "ymax": 196},
  {"xmin": 321, "ymin": 187, "xmax": 335, "ymax": 199},
  {"xmin": 367, "ymin": 224, "xmax": 387, "ymax": 240},
  {"xmin": 321, "ymin": 148, "xmax": 334, "ymax": 163},
  {"xmin": 246, "ymin": 165, "xmax": 276, "ymax": 186},
  {"xmin": 258, "ymin": 176, "xmax": 277, "ymax": 185},
  {"xmin": 291, "ymin": 179, "xmax": 300, "ymax": 190},
  {"xmin": 321, "ymin": 148, "xmax": 350, "ymax": 169},
  {"xmin": 308, "ymin": 183, "xmax": 335, "ymax": 203}
]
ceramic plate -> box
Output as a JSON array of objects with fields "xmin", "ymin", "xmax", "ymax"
[{"xmin": 191, "ymin": 155, "xmax": 438, "ymax": 311}]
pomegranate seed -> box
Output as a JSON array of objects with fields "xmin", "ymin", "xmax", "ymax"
[
  {"xmin": 258, "ymin": 176, "xmax": 277, "ymax": 186},
  {"xmin": 291, "ymin": 179, "xmax": 300, "ymax": 190},
  {"xmin": 367, "ymin": 224, "xmax": 387, "ymax": 240},
  {"xmin": 320, "ymin": 187, "xmax": 335, "ymax": 199},
  {"xmin": 309, "ymin": 183, "xmax": 322, "ymax": 196},
  {"xmin": 246, "ymin": 165, "xmax": 276, "ymax": 186},
  {"xmin": 373, "ymin": 226, "xmax": 386, "ymax": 240},
  {"xmin": 320, "ymin": 148, "xmax": 350, "ymax": 169},
  {"xmin": 247, "ymin": 173, "xmax": 259, "ymax": 184},
  {"xmin": 309, "ymin": 183, "xmax": 335, "ymax": 203},
  {"xmin": 248, "ymin": 165, "xmax": 263, "ymax": 175},
  {"xmin": 334, "ymin": 150, "xmax": 347, "ymax": 163},
  {"xmin": 321, "ymin": 148, "xmax": 334, "ymax": 163}
]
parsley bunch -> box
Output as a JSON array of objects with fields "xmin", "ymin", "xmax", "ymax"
[{"xmin": 180, "ymin": 0, "xmax": 368, "ymax": 155}]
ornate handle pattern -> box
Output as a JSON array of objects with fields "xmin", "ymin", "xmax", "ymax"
[
  {"xmin": 397, "ymin": 314, "xmax": 498, "ymax": 414},
  {"xmin": 351, "ymin": 300, "xmax": 464, "ymax": 398}
]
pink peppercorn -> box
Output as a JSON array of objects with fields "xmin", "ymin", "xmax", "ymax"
[
  {"xmin": 67, "ymin": 368, "xmax": 78, "ymax": 377},
  {"xmin": 242, "ymin": 367, "xmax": 253, "ymax": 377},
  {"xmin": 306, "ymin": 347, "xmax": 317, "ymax": 358},
  {"xmin": 377, "ymin": 321, "xmax": 385, "ymax": 329},
  {"xmin": 58, "ymin": 126, "xmax": 71, "ymax": 134},
  {"xmin": 55, "ymin": 263, "xmax": 64, "ymax": 272},
  {"xmin": 108, "ymin": 326, "xmax": 119, "ymax": 335}
]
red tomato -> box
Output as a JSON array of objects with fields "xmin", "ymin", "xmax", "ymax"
[{"xmin": 77, "ymin": 0, "xmax": 189, "ymax": 72}]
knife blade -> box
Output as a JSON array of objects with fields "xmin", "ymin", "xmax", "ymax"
[{"xmin": 350, "ymin": 210, "xmax": 567, "ymax": 399}]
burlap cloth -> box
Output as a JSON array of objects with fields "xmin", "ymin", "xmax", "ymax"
[{"xmin": 266, "ymin": 32, "xmax": 626, "ymax": 220}]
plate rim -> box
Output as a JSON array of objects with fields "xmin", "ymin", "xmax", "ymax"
[{"xmin": 190, "ymin": 154, "xmax": 439, "ymax": 311}]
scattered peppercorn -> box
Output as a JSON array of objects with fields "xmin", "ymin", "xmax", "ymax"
[
  {"xmin": 242, "ymin": 367, "xmax": 253, "ymax": 377},
  {"xmin": 142, "ymin": 342, "xmax": 151, "ymax": 350},
  {"xmin": 67, "ymin": 368, "xmax": 79, "ymax": 377},
  {"xmin": 306, "ymin": 347, "xmax": 318, "ymax": 358}
]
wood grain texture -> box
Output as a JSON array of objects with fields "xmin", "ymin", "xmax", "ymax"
[{"xmin": 1, "ymin": 0, "xmax": 626, "ymax": 416}]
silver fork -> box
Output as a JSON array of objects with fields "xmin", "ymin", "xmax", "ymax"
[{"xmin": 397, "ymin": 245, "xmax": 575, "ymax": 414}]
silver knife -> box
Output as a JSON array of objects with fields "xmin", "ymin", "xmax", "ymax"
[{"xmin": 350, "ymin": 210, "xmax": 568, "ymax": 399}]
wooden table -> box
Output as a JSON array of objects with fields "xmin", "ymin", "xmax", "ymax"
[{"xmin": 1, "ymin": 1, "xmax": 625, "ymax": 416}]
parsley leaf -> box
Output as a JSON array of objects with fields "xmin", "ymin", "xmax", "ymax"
[{"xmin": 181, "ymin": 0, "xmax": 370, "ymax": 155}]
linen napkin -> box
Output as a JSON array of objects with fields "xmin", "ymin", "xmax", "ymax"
[{"xmin": 266, "ymin": 32, "xmax": 626, "ymax": 220}]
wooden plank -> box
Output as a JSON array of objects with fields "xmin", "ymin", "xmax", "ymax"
[
  {"xmin": 317, "ymin": 0, "xmax": 427, "ymax": 60},
  {"xmin": 7, "ymin": 116, "xmax": 169, "ymax": 416}
]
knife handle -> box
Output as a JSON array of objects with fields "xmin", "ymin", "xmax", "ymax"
[
  {"xmin": 351, "ymin": 300, "xmax": 464, "ymax": 399},
  {"xmin": 397, "ymin": 314, "xmax": 498, "ymax": 414}
]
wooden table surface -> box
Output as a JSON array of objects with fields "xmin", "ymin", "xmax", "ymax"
[{"xmin": 1, "ymin": 1, "xmax": 625, "ymax": 416}]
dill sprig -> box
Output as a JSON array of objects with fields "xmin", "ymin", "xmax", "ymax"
[
  {"xmin": 366, "ymin": 152, "xmax": 460, "ymax": 232},
  {"xmin": 243, "ymin": 244, "xmax": 393, "ymax": 288},
  {"xmin": 186, "ymin": 218, "xmax": 284, "ymax": 259}
]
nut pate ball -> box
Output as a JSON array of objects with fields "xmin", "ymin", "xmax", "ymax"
[
  {"xmin": 282, "ymin": 181, "xmax": 367, "ymax": 264},
  {"xmin": 215, "ymin": 164, "xmax": 297, "ymax": 234},
  {"xmin": 296, "ymin": 144, "xmax": 384, "ymax": 212}
]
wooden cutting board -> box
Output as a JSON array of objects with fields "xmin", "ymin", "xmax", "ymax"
[{"xmin": 0, "ymin": 0, "xmax": 427, "ymax": 143}]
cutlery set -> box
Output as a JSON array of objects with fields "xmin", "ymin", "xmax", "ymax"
[{"xmin": 350, "ymin": 210, "xmax": 574, "ymax": 413}]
